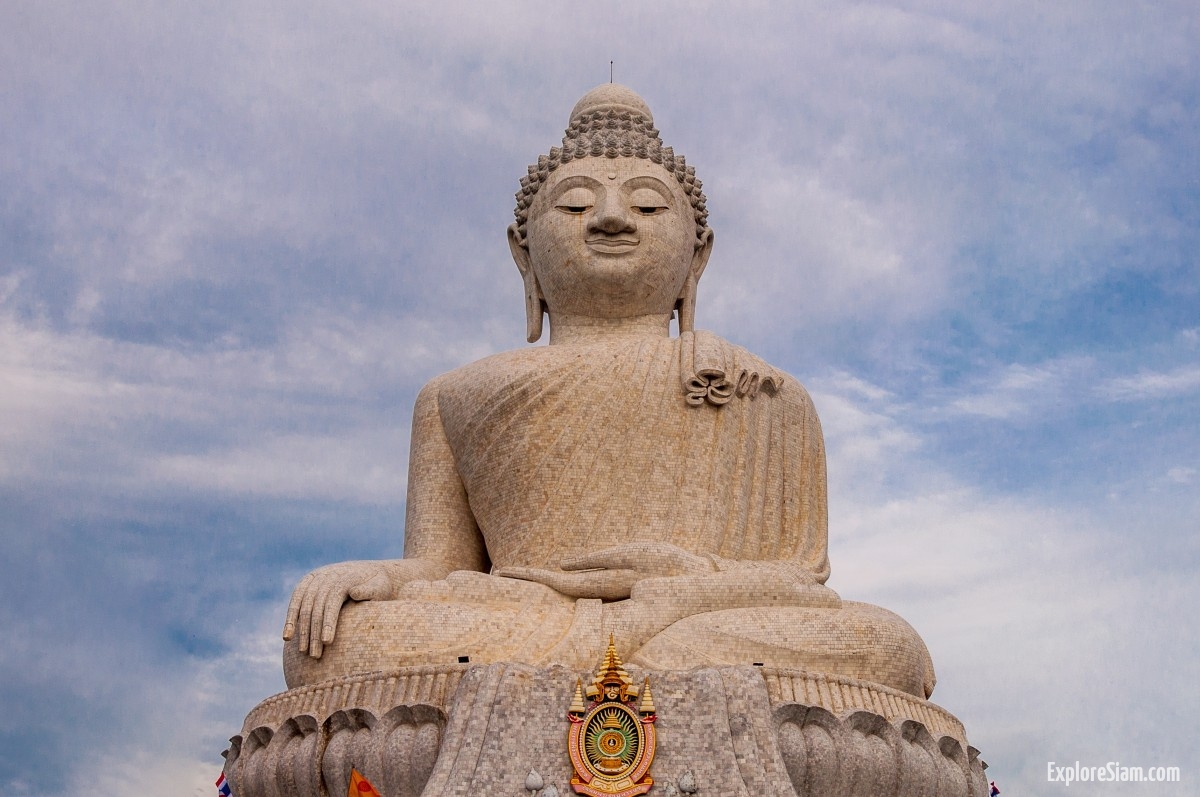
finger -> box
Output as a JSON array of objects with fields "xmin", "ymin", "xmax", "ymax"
[
  {"xmin": 306, "ymin": 576, "xmax": 337, "ymax": 654},
  {"xmin": 567, "ymin": 569, "xmax": 639, "ymax": 600},
  {"xmin": 283, "ymin": 572, "xmax": 315, "ymax": 640},
  {"xmin": 498, "ymin": 566, "xmax": 639, "ymax": 600},
  {"xmin": 297, "ymin": 577, "xmax": 318, "ymax": 653},
  {"xmin": 315, "ymin": 579, "xmax": 346, "ymax": 646},
  {"xmin": 493, "ymin": 566, "xmax": 546, "ymax": 582},
  {"xmin": 567, "ymin": 545, "xmax": 714, "ymax": 575},
  {"xmin": 496, "ymin": 566, "xmax": 595, "ymax": 587},
  {"xmin": 495, "ymin": 566, "xmax": 581, "ymax": 594},
  {"xmin": 561, "ymin": 547, "xmax": 639, "ymax": 571}
]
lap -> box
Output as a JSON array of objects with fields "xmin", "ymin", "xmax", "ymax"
[
  {"xmin": 629, "ymin": 601, "xmax": 935, "ymax": 697},
  {"xmin": 284, "ymin": 572, "xmax": 935, "ymax": 699}
]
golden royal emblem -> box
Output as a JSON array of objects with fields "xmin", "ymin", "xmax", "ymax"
[{"xmin": 567, "ymin": 636, "xmax": 657, "ymax": 797}]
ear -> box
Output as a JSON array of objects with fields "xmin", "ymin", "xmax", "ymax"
[
  {"xmin": 508, "ymin": 223, "xmax": 545, "ymax": 343},
  {"xmin": 676, "ymin": 227, "xmax": 714, "ymax": 334}
]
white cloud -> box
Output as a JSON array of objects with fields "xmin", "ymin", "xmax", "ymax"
[
  {"xmin": 1099, "ymin": 365, "xmax": 1200, "ymax": 402},
  {"xmin": 0, "ymin": 308, "xmax": 494, "ymax": 503},
  {"xmin": 811, "ymin": 387, "xmax": 923, "ymax": 486},
  {"xmin": 56, "ymin": 604, "xmax": 285, "ymax": 797},
  {"xmin": 153, "ymin": 430, "xmax": 410, "ymax": 504},
  {"xmin": 943, "ymin": 358, "xmax": 1094, "ymax": 420},
  {"xmin": 816, "ymin": 375, "xmax": 1200, "ymax": 782},
  {"xmin": 1166, "ymin": 466, "xmax": 1196, "ymax": 485}
]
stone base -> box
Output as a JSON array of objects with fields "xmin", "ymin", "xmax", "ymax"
[{"xmin": 225, "ymin": 664, "xmax": 986, "ymax": 797}]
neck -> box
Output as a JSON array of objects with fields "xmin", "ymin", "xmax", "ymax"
[{"xmin": 547, "ymin": 313, "xmax": 673, "ymax": 345}]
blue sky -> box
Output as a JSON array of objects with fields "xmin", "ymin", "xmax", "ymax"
[{"xmin": 1, "ymin": 2, "xmax": 1197, "ymax": 794}]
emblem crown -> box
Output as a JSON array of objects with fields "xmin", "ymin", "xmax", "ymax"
[{"xmin": 567, "ymin": 636, "xmax": 658, "ymax": 797}]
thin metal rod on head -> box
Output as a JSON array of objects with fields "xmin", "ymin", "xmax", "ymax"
[{"xmin": 610, "ymin": 61, "xmax": 613, "ymax": 83}]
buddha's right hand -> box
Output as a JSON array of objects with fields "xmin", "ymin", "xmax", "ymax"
[{"xmin": 282, "ymin": 558, "xmax": 447, "ymax": 659}]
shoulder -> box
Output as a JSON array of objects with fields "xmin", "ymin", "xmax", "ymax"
[
  {"xmin": 414, "ymin": 347, "xmax": 558, "ymax": 406},
  {"xmin": 691, "ymin": 330, "xmax": 816, "ymax": 410},
  {"xmin": 444, "ymin": 347, "xmax": 555, "ymax": 384}
]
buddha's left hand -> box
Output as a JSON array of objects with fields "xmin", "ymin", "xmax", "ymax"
[{"xmin": 494, "ymin": 541, "xmax": 715, "ymax": 600}]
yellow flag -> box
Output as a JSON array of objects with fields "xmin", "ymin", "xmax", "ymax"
[{"xmin": 348, "ymin": 768, "xmax": 382, "ymax": 797}]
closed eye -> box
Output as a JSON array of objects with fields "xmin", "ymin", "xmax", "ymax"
[
  {"xmin": 634, "ymin": 206, "xmax": 667, "ymax": 215},
  {"xmin": 557, "ymin": 205, "xmax": 592, "ymax": 214}
]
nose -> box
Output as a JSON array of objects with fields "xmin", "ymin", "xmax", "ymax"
[{"xmin": 588, "ymin": 192, "xmax": 636, "ymax": 235}]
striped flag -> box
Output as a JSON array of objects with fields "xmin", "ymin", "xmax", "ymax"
[
  {"xmin": 348, "ymin": 768, "xmax": 382, "ymax": 797},
  {"xmin": 215, "ymin": 772, "xmax": 232, "ymax": 797}
]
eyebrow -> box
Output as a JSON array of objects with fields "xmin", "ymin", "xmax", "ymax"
[
  {"xmin": 624, "ymin": 175, "xmax": 672, "ymax": 193},
  {"xmin": 547, "ymin": 175, "xmax": 602, "ymax": 202}
]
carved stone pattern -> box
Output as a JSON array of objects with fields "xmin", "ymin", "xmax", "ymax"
[
  {"xmin": 226, "ymin": 704, "xmax": 445, "ymax": 797},
  {"xmin": 775, "ymin": 705, "xmax": 988, "ymax": 797},
  {"xmin": 225, "ymin": 665, "xmax": 985, "ymax": 797},
  {"xmin": 242, "ymin": 664, "xmax": 467, "ymax": 730},
  {"xmin": 760, "ymin": 667, "xmax": 967, "ymax": 744}
]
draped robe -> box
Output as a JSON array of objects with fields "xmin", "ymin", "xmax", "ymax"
[
  {"xmin": 283, "ymin": 333, "xmax": 934, "ymax": 697},
  {"xmin": 429, "ymin": 331, "xmax": 829, "ymax": 579}
]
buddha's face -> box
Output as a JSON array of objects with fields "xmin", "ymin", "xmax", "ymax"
[{"xmin": 518, "ymin": 157, "xmax": 709, "ymax": 320}]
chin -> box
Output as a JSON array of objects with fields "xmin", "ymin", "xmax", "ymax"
[{"xmin": 564, "ymin": 260, "xmax": 686, "ymax": 307}]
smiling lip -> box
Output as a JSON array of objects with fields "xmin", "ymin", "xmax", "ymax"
[{"xmin": 586, "ymin": 237, "xmax": 639, "ymax": 252}]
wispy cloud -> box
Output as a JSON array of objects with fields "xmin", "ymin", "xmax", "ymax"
[
  {"xmin": 943, "ymin": 359, "xmax": 1095, "ymax": 420},
  {"xmin": 1166, "ymin": 466, "xmax": 1197, "ymax": 485},
  {"xmin": 1098, "ymin": 364, "xmax": 1200, "ymax": 401}
]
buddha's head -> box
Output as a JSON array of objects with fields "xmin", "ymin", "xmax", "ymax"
[{"xmin": 509, "ymin": 84, "xmax": 714, "ymax": 342}]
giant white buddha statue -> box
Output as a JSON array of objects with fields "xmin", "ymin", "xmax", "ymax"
[{"xmin": 281, "ymin": 84, "xmax": 935, "ymax": 700}]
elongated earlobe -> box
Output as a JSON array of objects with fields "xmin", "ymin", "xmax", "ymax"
[
  {"xmin": 508, "ymin": 223, "xmax": 546, "ymax": 343},
  {"xmin": 676, "ymin": 274, "xmax": 698, "ymax": 334},
  {"xmin": 676, "ymin": 228, "xmax": 714, "ymax": 334},
  {"xmin": 524, "ymin": 276, "xmax": 546, "ymax": 343}
]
